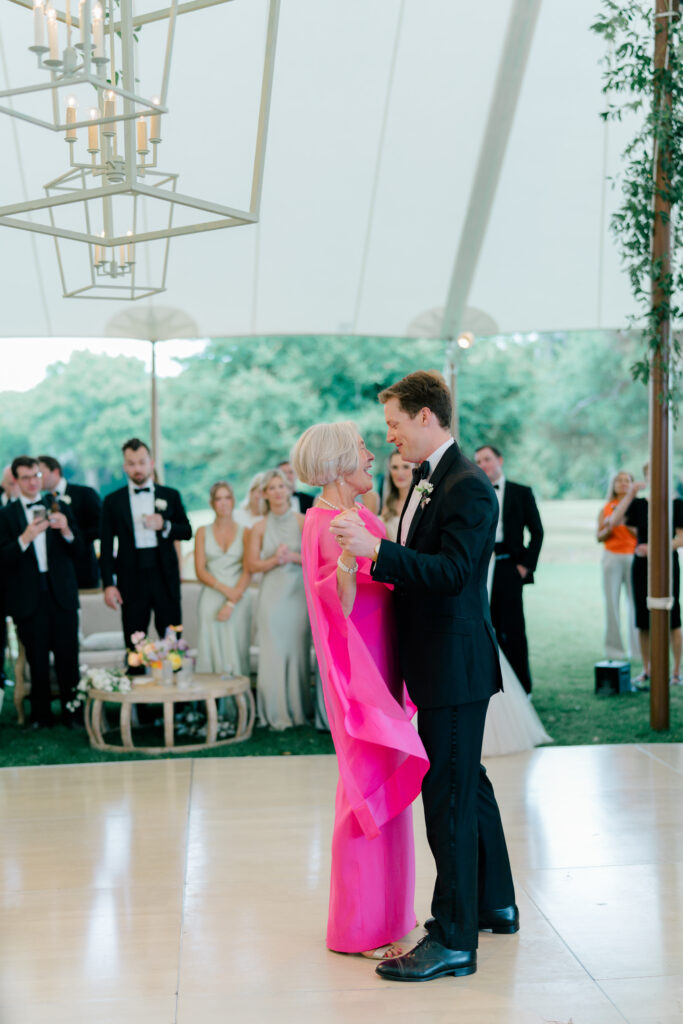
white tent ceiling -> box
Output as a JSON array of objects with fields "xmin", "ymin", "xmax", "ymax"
[{"xmin": 0, "ymin": 0, "xmax": 636, "ymax": 340}]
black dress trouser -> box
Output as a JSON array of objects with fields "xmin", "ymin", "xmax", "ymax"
[
  {"xmin": 490, "ymin": 558, "xmax": 533, "ymax": 694},
  {"xmin": 417, "ymin": 698, "xmax": 515, "ymax": 951},
  {"xmin": 120, "ymin": 551, "xmax": 181, "ymax": 653},
  {"xmin": 14, "ymin": 579, "xmax": 79, "ymax": 723}
]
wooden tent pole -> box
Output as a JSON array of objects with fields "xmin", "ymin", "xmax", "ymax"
[{"xmin": 649, "ymin": 0, "xmax": 677, "ymax": 730}]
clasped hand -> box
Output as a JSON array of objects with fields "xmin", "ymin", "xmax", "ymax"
[{"xmin": 330, "ymin": 510, "xmax": 376, "ymax": 558}]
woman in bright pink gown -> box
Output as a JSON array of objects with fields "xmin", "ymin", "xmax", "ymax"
[{"xmin": 292, "ymin": 422, "xmax": 429, "ymax": 955}]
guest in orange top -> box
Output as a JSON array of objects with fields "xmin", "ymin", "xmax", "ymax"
[{"xmin": 597, "ymin": 471, "xmax": 638, "ymax": 661}]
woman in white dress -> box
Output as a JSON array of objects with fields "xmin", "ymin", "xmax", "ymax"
[
  {"xmin": 194, "ymin": 482, "xmax": 252, "ymax": 677},
  {"xmin": 482, "ymin": 557, "xmax": 552, "ymax": 756},
  {"xmin": 245, "ymin": 469, "xmax": 312, "ymax": 730},
  {"xmin": 380, "ymin": 450, "xmax": 413, "ymax": 542}
]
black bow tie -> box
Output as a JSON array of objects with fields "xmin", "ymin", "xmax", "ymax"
[
  {"xmin": 412, "ymin": 461, "xmax": 431, "ymax": 486},
  {"xmin": 493, "ymin": 484, "xmax": 500, "ymax": 490},
  {"xmin": 134, "ymin": 487, "xmax": 151, "ymax": 494},
  {"xmin": 26, "ymin": 500, "xmax": 44, "ymax": 508}
]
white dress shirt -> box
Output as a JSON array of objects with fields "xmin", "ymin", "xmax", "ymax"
[
  {"xmin": 128, "ymin": 478, "xmax": 158, "ymax": 549},
  {"xmin": 18, "ymin": 494, "xmax": 48, "ymax": 572},
  {"xmin": 400, "ymin": 437, "xmax": 455, "ymax": 546},
  {"xmin": 492, "ymin": 473, "xmax": 505, "ymax": 543}
]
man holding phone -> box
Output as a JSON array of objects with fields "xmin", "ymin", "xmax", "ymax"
[{"xmin": 0, "ymin": 456, "xmax": 82, "ymax": 727}]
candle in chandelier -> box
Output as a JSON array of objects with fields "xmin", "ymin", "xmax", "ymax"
[
  {"xmin": 65, "ymin": 0, "xmax": 71, "ymax": 44},
  {"xmin": 92, "ymin": 3, "xmax": 104, "ymax": 58},
  {"xmin": 46, "ymin": 5, "xmax": 59, "ymax": 61},
  {"xmin": 94, "ymin": 233, "xmax": 105, "ymax": 267},
  {"xmin": 136, "ymin": 116, "xmax": 148, "ymax": 155},
  {"xmin": 65, "ymin": 97, "xmax": 77, "ymax": 140},
  {"xmin": 87, "ymin": 108, "xmax": 99, "ymax": 151},
  {"xmin": 33, "ymin": 0, "xmax": 45, "ymax": 49},
  {"xmin": 103, "ymin": 90, "xmax": 115, "ymax": 119},
  {"xmin": 149, "ymin": 98, "xmax": 161, "ymax": 143},
  {"xmin": 79, "ymin": 0, "xmax": 86, "ymax": 45},
  {"xmin": 126, "ymin": 230, "xmax": 135, "ymax": 264}
]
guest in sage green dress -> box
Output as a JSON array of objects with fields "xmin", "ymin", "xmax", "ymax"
[
  {"xmin": 245, "ymin": 468, "xmax": 313, "ymax": 730},
  {"xmin": 194, "ymin": 482, "xmax": 252, "ymax": 677}
]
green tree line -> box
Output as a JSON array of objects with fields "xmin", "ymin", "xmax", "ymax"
[{"xmin": 0, "ymin": 331, "xmax": 653, "ymax": 511}]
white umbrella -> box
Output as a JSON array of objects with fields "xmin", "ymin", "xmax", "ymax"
[{"xmin": 105, "ymin": 306, "xmax": 200, "ymax": 482}]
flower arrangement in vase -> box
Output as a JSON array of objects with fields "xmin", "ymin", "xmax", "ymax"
[{"xmin": 127, "ymin": 626, "xmax": 189, "ymax": 679}]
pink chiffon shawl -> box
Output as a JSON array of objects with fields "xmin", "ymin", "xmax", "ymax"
[{"xmin": 301, "ymin": 505, "xmax": 429, "ymax": 840}]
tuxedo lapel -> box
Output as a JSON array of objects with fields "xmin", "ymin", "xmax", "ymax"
[
  {"xmin": 13, "ymin": 501, "xmax": 40, "ymax": 572},
  {"xmin": 119, "ymin": 487, "xmax": 135, "ymax": 536},
  {"xmin": 396, "ymin": 483, "xmax": 416, "ymax": 545},
  {"xmin": 405, "ymin": 443, "xmax": 460, "ymax": 549}
]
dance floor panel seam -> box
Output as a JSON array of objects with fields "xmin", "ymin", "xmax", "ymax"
[{"xmin": 0, "ymin": 745, "xmax": 679, "ymax": 1024}]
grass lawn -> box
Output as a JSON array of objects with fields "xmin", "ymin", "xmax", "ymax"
[{"xmin": 1, "ymin": 501, "xmax": 680, "ymax": 767}]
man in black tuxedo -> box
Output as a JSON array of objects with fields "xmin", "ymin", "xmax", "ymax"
[
  {"xmin": 0, "ymin": 456, "xmax": 82, "ymax": 727},
  {"xmin": 38, "ymin": 455, "xmax": 102, "ymax": 590},
  {"xmin": 0, "ymin": 467, "xmax": 15, "ymax": 693},
  {"xmin": 475, "ymin": 444, "xmax": 543, "ymax": 695},
  {"xmin": 100, "ymin": 438, "xmax": 192, "ymax": 652},
  {"xmin": 277, "ymin": 460, "xmax": 314, "ymax": 513},
  {"xmin": 333, "ymin": 371, "xmax": 516, "ymax": 982}
]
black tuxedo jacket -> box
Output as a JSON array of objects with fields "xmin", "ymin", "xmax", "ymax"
[
  {"xmin": 498, "ymin": 480, "xmax": 543, "ymax": 583},
  {"xmin": 61, "ymin": 481, "xmax": 102, "ymax": 589},
  {"xmin": 100, "ymin": 484, "xmax": 192, "ymax": 598},
  {"xmin": 0, "ymin": 498, "xmax": 81, "ymax": 618},
  {"xmin": 294, "ymin": 491, "xmax": 314, "ymax": 513},
  {"xmin": 373, "ymin": 443, "xmax": 502, "ymax": 708}
]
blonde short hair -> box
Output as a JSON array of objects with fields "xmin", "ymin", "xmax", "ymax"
[{"xmin": 291, "ymin": 421, "xmax": 361, "ymax": 487}]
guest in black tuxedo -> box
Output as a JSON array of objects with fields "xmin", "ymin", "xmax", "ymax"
[
  {"xmin": 277, "ymin": 460, "xmax": 314, "ymax": 513},
  {"xmin": 38, "ymin": 456, "xmax": 102, "ymax": 590},
  {"xmin": 475, "ymin": 444, "xmax": 543, "ymax": 696},
  {"xmin": 0, "ymin": 456, "xmax": 82, "ymax": 727},
  {"xmin": 333, "ymin": 372, "xmax": 516, "ymax": 982},
  {"xmin": 100, "ymin": 439, "xmax": 192, "ymax": 653},
  {"xmin": 0, "ymin": 467, "xmax": 16, "ymax": 693}
]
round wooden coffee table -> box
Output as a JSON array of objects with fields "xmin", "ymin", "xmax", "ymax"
[{"xmin": 84, "ymin": 673, "xmax": 255, "ymax": 754}]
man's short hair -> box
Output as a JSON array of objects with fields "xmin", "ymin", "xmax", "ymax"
[
  {"xmin": 122, "ymin": 438, "xmax": 151, "ymax": 456},
  {"xmin": 276, "ymin": 460, "xmax": 291, "ymax": 468},
  {"xmin": 11, "ymin": 455, "xmax": 38, "ymax": 476},
  {"xmin": 475, "ymin": 444, "xmax": 503, "ymax": 459},
  {"xmin": 38, "ymin": 455, "xmax": 62, "ymax": 475},
  {"xmin": 378, "ymin": 371, "xmax": 452, "ymax": 429}
]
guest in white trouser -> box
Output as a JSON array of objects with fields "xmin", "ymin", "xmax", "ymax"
[
  {"xmin": 601, "ymin": 548, "xmax": 639, "ymax": 659},
  {"xmin": 597, "ymin": 471, "xmax": 639, "ymax": 660}
]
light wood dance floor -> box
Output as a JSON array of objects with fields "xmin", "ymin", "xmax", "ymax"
[{"xmin": 0, "ymin": 744, "xmax": 681, "ymax": 1023}]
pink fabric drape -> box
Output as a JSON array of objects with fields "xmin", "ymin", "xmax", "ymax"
[{"xmin": 302, "ymin": 504, "xmax": 429, "ymax": 952}]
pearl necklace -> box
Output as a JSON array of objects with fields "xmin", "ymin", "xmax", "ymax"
[{"xmin": 317, "ymin": 496, "xmax": 354, "ymax": 512}]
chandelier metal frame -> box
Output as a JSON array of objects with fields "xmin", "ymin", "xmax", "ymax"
[{"xmin": 0, "ymin": 0, "xmax": 279, "ymax": 248}]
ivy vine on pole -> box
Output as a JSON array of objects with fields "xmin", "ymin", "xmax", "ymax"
[{"xmin": 592, "ymin": 0, "xmax": 682, "ymax": 406}]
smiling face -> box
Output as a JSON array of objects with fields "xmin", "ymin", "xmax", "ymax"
[
  {"xmin": 388, "ymin": 452, "xmax": 412, "ymax": 493},
  {"xmin": 383, "ymin": 397, "xmax": 434, "ymax": 464},
  {"xmin": 123, "ymin": 445, "xmax": 154, "ymax": 486},
  {"xmin": 343, "ymin": 435, "xmax": 375, "ymax": 495},
  {"xmin": 264, "ymin": 473, "xmax": 291, "ymax": 513},
  {"xmin": 474, "ymin": 446, "xmax": 503, "ymax": 483}
]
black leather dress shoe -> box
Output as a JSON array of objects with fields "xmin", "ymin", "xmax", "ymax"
[
  {"xmin": 424, "ymin": 903, "xmax": 520, "ymax": 935},
  {"xmin": 478, "ymin": 904, "xmax": 519, "ymax": 934},
  {"xmin": 375, "ymin": 935, "xmax": 476, "ymax": 982}
]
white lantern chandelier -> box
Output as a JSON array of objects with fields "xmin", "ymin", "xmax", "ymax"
[{"xmin": 0, "ymin": 0, "xmax": 280, "ymax": 300}]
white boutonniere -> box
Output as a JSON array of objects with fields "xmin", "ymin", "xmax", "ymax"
[
  {"xmin": 415, "ymin": 480, "xmax": 433, "ymax": 509},
  {"xmin": 155, "ymin": 497, "xmax": 168, "ymax": 511},
  {"xmin": 60, "ymin": 494, "xmax": 72, "ymax": 505}
]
